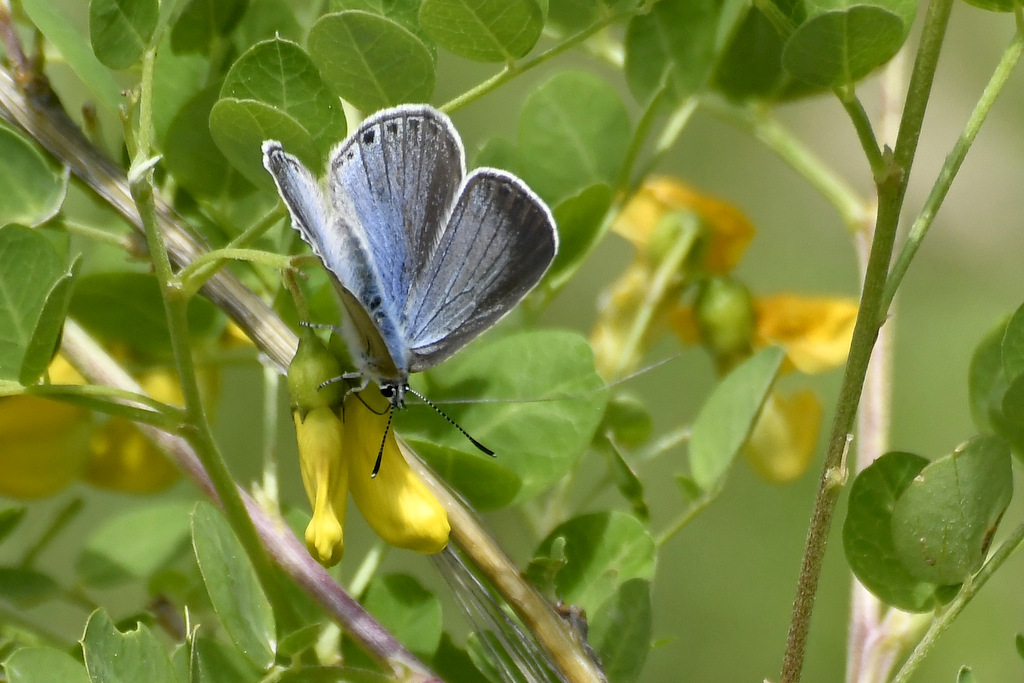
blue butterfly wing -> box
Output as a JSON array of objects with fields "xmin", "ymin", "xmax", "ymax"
[
  {"xmin": 262, "ymin": 140, "xmax": 405, "ymax": 381},
  {"xmin": 404, "ymin": 168, "xmax": 558, "ymax": 370},
  {"xmin": 326, "ymin": 106, "xmax": 465, "ymax": 325}
]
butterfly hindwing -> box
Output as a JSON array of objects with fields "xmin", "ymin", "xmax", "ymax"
[{"xmin": 405, "ymin": 168, "xmax": 558, "ymax": 370}]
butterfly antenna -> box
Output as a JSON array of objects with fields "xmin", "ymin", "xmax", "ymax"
[
  {"xmin": 406, "ymin": 386, "xmax": 495, "ymax": 457},
  {"xmin": 372, "ymin": 407, "xmax": 394, "ymax": 478}
]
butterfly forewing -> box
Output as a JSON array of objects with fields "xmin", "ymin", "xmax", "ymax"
[
  {"xmin": 327, "ymin": 106, "xmax": 465, "ymax": 317},
  {"xmin": 405, "ymin": 168, "xmax": 558, "ymax": 370}
]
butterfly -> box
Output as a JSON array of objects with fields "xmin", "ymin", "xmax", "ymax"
[{"xmin": 263, "ymin": 105, "xmax": 558, "ymax": 418}]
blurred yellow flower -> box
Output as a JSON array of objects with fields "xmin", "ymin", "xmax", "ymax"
[
  {"xmin": 594, "ymin": 177, "xmax": 858, "ymax": 482},
  {"xmin": 289, "ymin": 332, "xmax": 450, "ymax": 567},
  {"xmin": 0, "ymin": 354, "xmax": 191, "ymax": 498}
]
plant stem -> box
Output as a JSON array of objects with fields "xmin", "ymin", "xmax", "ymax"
[
  {"xmin": 128, "ymin": 45, "xmax": 298, "ymax": 633},
  {"xmin": 440, "ymin": 8, "xmax": 637, "ymax": 114},
  {"xmin": 703, "ymin": 97, "xmax": 867, "ymax": 232},
  {"xmin": 881, "ymin": 28, "xmax": 1024, "ymax": 314},
  {"xmin": 780, "ymin": 0, "xmax": 954, "ymax": 679},
  {"xmin": 835, "ymin": 87, "xmax": 886, "ymax": 181}
]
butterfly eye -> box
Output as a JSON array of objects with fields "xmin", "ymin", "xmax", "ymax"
[{"xmin": 379, "ymin": 385, "xmax": 395, "ymax": 399}]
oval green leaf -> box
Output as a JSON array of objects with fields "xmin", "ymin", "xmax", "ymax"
[
  {"xmin": 419, "ymin": 0, "xmax": 544, "ymax": 62},
  {"xmin": 518, "ymin": 72, "xmax": 631, "ymax": 204},
  {"xmin": 531, "ymin": 511, "xmax": 655, "ymax": 612},
  {"xmin": 546, "ymin": 183, "xmax": 613, "ymax": 292},
  {"xmin": 843, "ymin": 451, "xmax": 943, "ymax": 611},
  {"xmin": 191, "ymin": 502, "xmax": 276, "ymax": 671},
  {"xmin": 398, "ymin": 330, "xmax": 608, "ymax": 504},
  {"xmin": 363, "ymin": 574, "xmax": 442, "ymax": 660},
  {"xmin": 0, "ymin": 126, "xmax": 67, "ymax": 227},
  {"xmin": 0, "ymin": 567, "xmax": 60, "ymax": 608},
  {"xmin": 309, "ymin": 11, "xmax": 434, "ymax": 113},
  {"xmin": 88, "ymin": 0, "xmax": 159, "ymax": 69},
  {"xmin": 76, "ymin": 500, "xmax": 194, "ymax": 586},
  {"xmin": 890, "ymin": 435, "xmax": 1012, "ymax": 585},
  {"xmin": 0, "ymin": 226, "xmax": 65, "ymax": 383},
  {"xmin": 165, "ymin": 85, "xmax": 254, "ymax": 200},
  {"xmin": 22, "ymin": 0, "xmax": 123, "ymax": 111},
  {"xmin": 81, "ymin": 610, "xmax": 176, "ymax": 683},
  {"xmin": 589, "ymin": 578, "xmax": 652, "ymax": 683},
  {"xmin": 210, "ymin": 98, "xmax": 319, "ymax": 189},
  {"xmin": 782, "ymin": 6, "xmax": 905, "ymax": 87},
  {"xmin": 969, "ymin": 315, "xmax": 1008, "ymax": 433},
  {"xmin": 3, "ymin": 647, "xmax": 90, "ymax": 683},
  {"xmin": 170, "ymin": 0, "xmax": 246, "ymax": 54},
  {"xmin": 221, "ymin": 38, "xmax": 346, "ymax": 152},
  {"xmin": 624, "ymin": 0, "xmax": 722, "ymax": 106},
  {"xmin": 1002, "ymin": 301, "xmax": 1024, "ymax": 381},
  {"xmin": 689, "ymin": 346, "xmax": 785, "ymax": 491}
]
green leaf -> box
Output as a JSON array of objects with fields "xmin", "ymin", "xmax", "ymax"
[
  {"xmin": 398, "ymin": 330, "xmax": 608, "ymax": 505},
  {"xmin": 0, "ymin": 506, "xmax": 26, "ymax": 545},
  {"xmin": 308, "ymin": 11, "xmax": 435, "ymax": 113},
  {"xmin": 3, "ymin": 647, "xmax": 90, "ymax": 683},
  {"xmin": 19, "ymin": 257, "xmax": 78, "ymax": 386},
  {"xmin": 0, "ymin": 567, "xmax": 60, "ymax": 607},
  {"xmin": 22, "ymin": 0, "xmax": 123, "ymax": 111},
  {"xmin": 781, "ymin": 4, "xmax": 908, "ymax": 88},
  {"xmin": 547, "ymin": 0, "xmax": 601, "ymax": 34},
  {"xmin": 69, "ymin": 271, "xmax": 220, "ymax": 359},
  {"xmin": 276, "ymin": 624, "xmax": 322, "ymax": 658},
  {"xmin": 81, "ymin": 610, "xmax": 175, "ymax": 683},
  {"xmin": 170, "ymin": 0, "xmax": 246, "ymax": 54},
  {"xmin": 210, "ymin": 98, "xmax": 320, "ymax": 189},
  {"xmin": 419, "ymin": 0, "xmax": 544, "ymax": 62},
  {"xmin": 688, "ymin": 346, "xmax": 785, "ymax": 491},
  {"xmin": 473, "ymin": 136, "xmax": 521, "ymax": 174},
  {"xmin": 0, "ymin": 225, "xmax": 65, "ymax": 382},
  {"xmin": 1002, "ymin": 301, "xmax": 1024, "ymax": 381},
  {"xmin": 518, "ymin": 72, "xmax": 631, "ymax": 204},
  {"xmin": 0, "ymin": 126, "xmax": 68, "ymax": 227},
  {"xmin": 545, "ymin": 183, "xmax": 613, "ymax": 291},
  {"xmin": 891, "ymin": 435, "xmax": 1012, "ymax": 585},
  {"xmin": 843, "ymin": 451, "xmax": 942, "ymax": 612},
  {"xmin": 969, "ymin": 316, "xmax": 1008, "ymax": 433},
  {"xmin": 957, "ymin": 665, "xmax": 976, "ymax": 683},
  {"xmin": 401, "ymin": 439, "xmax": 522, "ymax": 509},
  {"xmin": 236, "ymin": 0, "xmax": 303, "ymax": 47},
  {"xmin": 1016, "ymin": 632, "xmax": 1024, "ymax": 661},
  {"xmin": 89, "ymin": 0, "xmax": 159, "ymax": 69},
  {"xmin": 191, "ymin": 502, "xmax": 276, "ymax": 671},
  {"xmin": 603, "ymin": 438, "xmax": 650, "ymax": 523},
  {"xmin": 76, "ymin": 500, "xmax": 194, "ymax": 586},
  {"xmin": 220, "ymin": 38, "xmax": 347, "ymax": 152},
  {"xmin": 183, "ymin": 635, "xmax": 264, "ymax": 683},
  {"xmin": 960, "ymin": 0, "xmax": 1018, "ymax": 11},
  {"xmin": 152, "ymin": 31, "xmax": 208, "ymax": 147},
  {"xmin": 531, "ymin": 511, "xmax": 655, "ymax": 613},
  {"xmin": 624, "ymin": 0, "xmax": 723, "ymax": 106},
  {"xmin": 711, "ymin": 2, "xmax": 823, "ymax": 101},
  {"xmin": 165, "ymin": 85, "xmax": 255, "ymax": 200},
  {"xmin": 589, "ymin": 578, "xmax": 652, "ymax": 683},
  {"xmin": 431, "ymin": 633, "xmax": 488, "ymax": 683},
  {"xmin": 601, "ymin": 393, "xmax": 653, "ymax": 448},
  {"xmin": 363, "ymin": 574, "xmax": 442, "ymax": 660}
]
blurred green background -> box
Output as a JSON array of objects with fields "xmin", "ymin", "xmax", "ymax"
[{"xmin": 5, "ymin": 2, "xmax": 1024, "ymax": 681}]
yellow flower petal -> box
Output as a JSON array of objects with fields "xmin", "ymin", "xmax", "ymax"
[
  {"xmin": 614, "ymin": 177, "xmax": 755, "ymax": 273},
  {"xmin": 744, "ymin": 390, "xmax": 822, "ymax": 483},
  {"xmin": 0, "ymin": 395, "xmax": 91, "ymax": 498},
  {"xmin": 84, "ymin": 367, "xmax": 183, "ymax": 493},
  {"xmin": 294, "ymin": 406, "xmax": 348, "ymax": 566},
  {"xmin": 345, "ymin": 392, "xmax": 449, "ymax": 554},
  {"xmin": 754, "ymin": 295, "xmax": 858, "ymax": 374}
]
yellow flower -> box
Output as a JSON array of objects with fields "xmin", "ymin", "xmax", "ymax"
[
  {"xmin": 83, "ymin": 367, "xmax": 184, "ymax": 493},
  {"xmin": 744, "ymin": 390, "xmax": 823, "ymax": 483},
  {"xmin": 0, "ymin": 357, "xmax": 91, "ymax": 498},
  {"xmin": 289, "ymin": 332, "xmax": 449, "ymax": 566},
  {"xmin": 594, "ymin": 177, "xmax": 858, "ymax": 482},
  {"xmin": 295, "ymin": 406, "xmax": 348, "ymax": 566}
]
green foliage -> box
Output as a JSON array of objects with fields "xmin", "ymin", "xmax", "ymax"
[{"xmin": 2, "ymin": 0, "xmax": 1023, "ymax": 681}]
